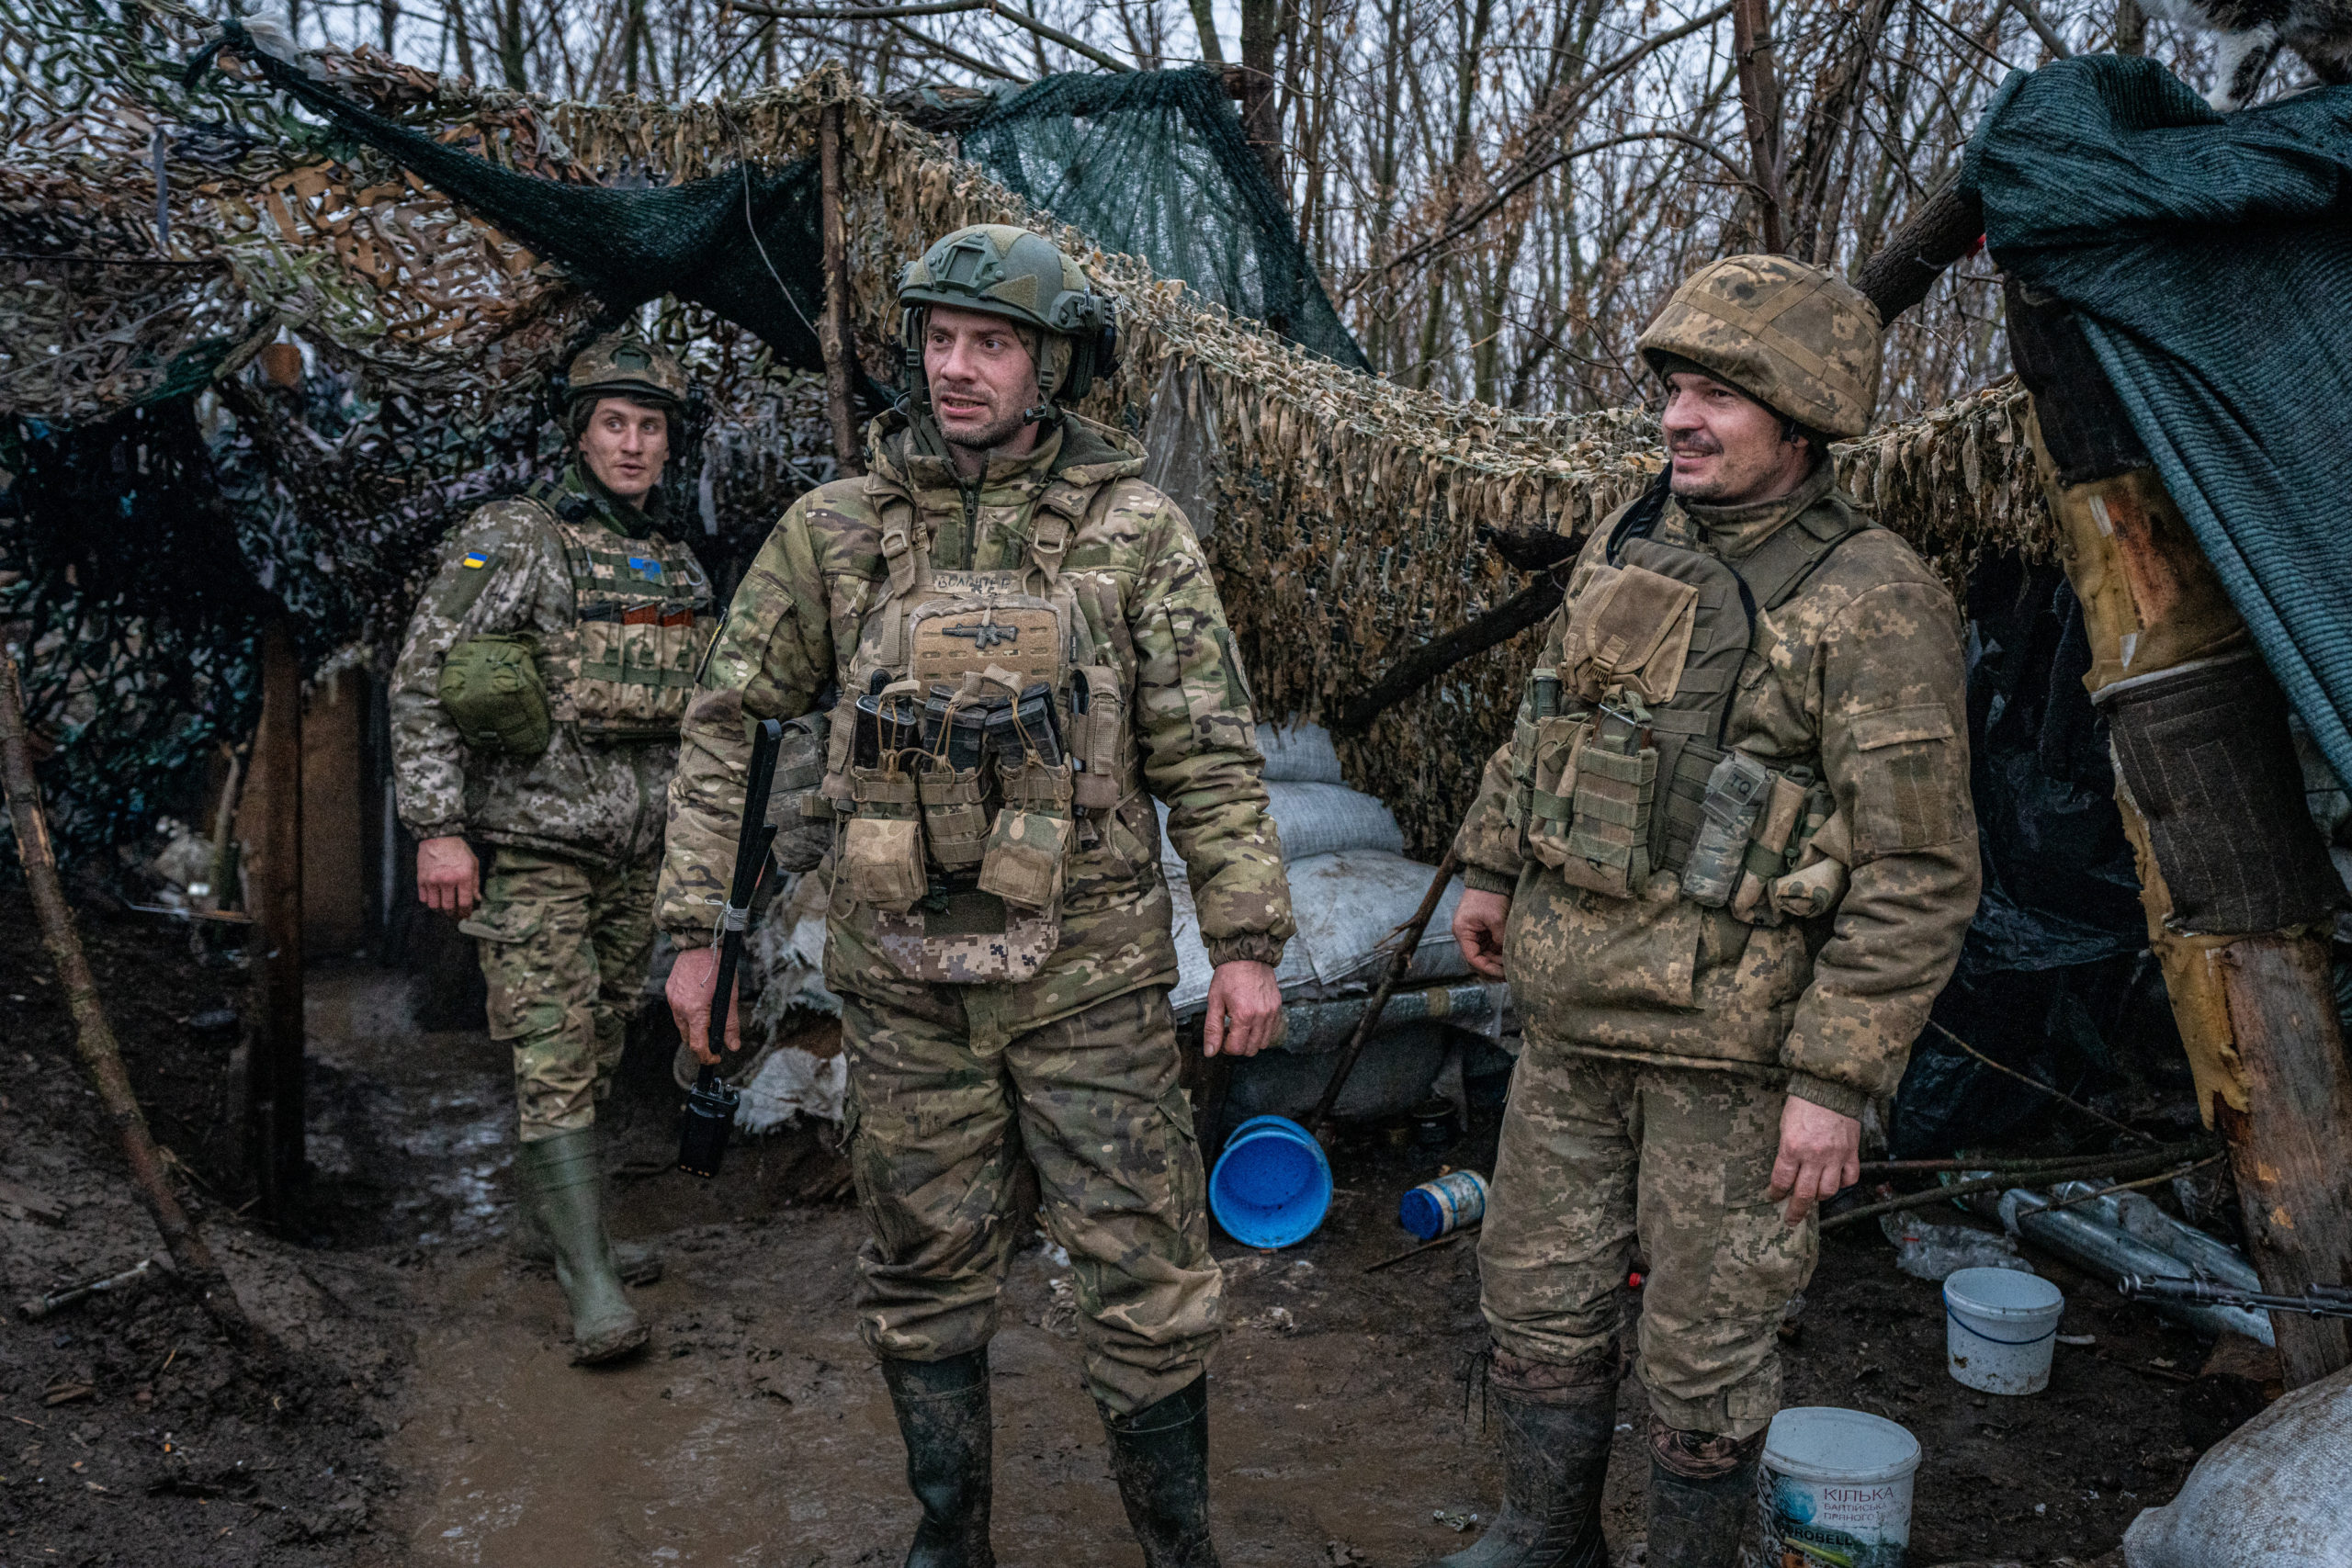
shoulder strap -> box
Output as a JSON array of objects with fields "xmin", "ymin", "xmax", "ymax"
[
  {"xmin": 1027, "ymin": 477, "xmax": 1098, "ymax": 585},
  {"xmin": 1604, "ymin": 468, "xmax": 1677, "ymax": 566},
  {"xmin": 872, "ymin": 476, "xmax": 933, "ymax": 600},
  {"xmin": 1739, "ymin": 504, "xmax": 1872, "ymax": 612}
]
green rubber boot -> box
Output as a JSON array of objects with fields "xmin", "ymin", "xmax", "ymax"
[
  {"xmin": 514, "ymin": 1128, "xmax": 649, "ymax": 1365},
  {"xmin": 880, "ymin": 1348, "xmax": 996, "ymax": 1568},
  {"xmin": 1419, "ymin": 1373, "xmax": 1615, "ymax": 1568},
  {"xmin": 1099, "ymin": 1374, "xmax": 1219, "ymax": 1568},
  {"xmin": 514, "ymin": 1205, "xmax": 662, "ymax": 1285},
  {"xmin": 1643, "ymin": 1424, "xmax": 1764, "ymax": 1568}
]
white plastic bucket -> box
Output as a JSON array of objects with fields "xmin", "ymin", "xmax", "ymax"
[
  {"xmin": 1943, "ymin": 1265, "xmax": 2064, "ymax": 1395},
  {"xmin": 1758, "ymin": 1406, "xmax": 1921, "ymax": 1568}
]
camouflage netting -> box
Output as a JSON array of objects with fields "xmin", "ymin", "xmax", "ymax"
[{"xmin": 1, "ymin": 0, "xmax": 2051, "ymax": 855}]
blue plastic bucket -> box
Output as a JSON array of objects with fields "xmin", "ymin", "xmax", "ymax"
[
  {"xmin": 1208, "ymin": 1115, "xmax": 1333, "ymax": 1248},
  {"xmin": 1399, "ymin": 1169, "xmax": 1488, "ymax": 1241}
]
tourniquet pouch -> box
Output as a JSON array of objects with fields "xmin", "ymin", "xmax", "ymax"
[
  {"xmin": 979, "ymin": 758, "xmax": 1076, "ymax": 909},
  {"xmin": 1070, "ymin": 665, "xmax": 1125, "ymax": 813},
  {"xmin": 1521, "ymin": 715, "xmax": 1593, "ymax": 870},
  {"xmin": 1555, "ymin": 721, "xmax": 1657, "ymax": 898},
  {"xmin": 916, "ymin": 757, "xmax": 990, "ymax": 871},
  {"xmin": 842, "ymin": 767, "xmax": 925, "ymax": 912}
]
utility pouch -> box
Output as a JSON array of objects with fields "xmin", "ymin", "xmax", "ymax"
[
  {"xmin": 980, "ymin": 758, "xmax": 1076, "ymax": 910},
  {"xmin": 1070, "ymin": 666, "xmax": 1125, "ymax": 813},
  {"xmin": 1555, "ymin": 702, "xmax": 1657, "ymax": 899},
  {"xmin": 438, "ymin": 635, "xmax": 552, "ymax": 757},
  {"xmin": 916, "ymin": 758, "xmax": 990, "ymax": 872},
  {"xmin": 1563, "ymin": 564, "xmax": 1700, "ymax": 704},
  {"xmin": 1730, "ymin": 769, "xmax": 1813, "ymax": 925},
  {"xmin": 1680, "ymin": 751, "xmax": 1775, "ymax": 908},
  {"xmin": 1507, "ymin": 669, "xmax": 1565, "ymax": 851},
  {"xmin": 842, "ymin": 767, "xmax": 925, "ymax": 912},
  {"xmin": 1768, "ymin": 790, "xmax": 1849, "ymax": 920},
  {"xmin": 1521, "ymin": 716, "xmax": 1592, "ymax": 870}
]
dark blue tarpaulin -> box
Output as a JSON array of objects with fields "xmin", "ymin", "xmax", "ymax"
[{"xmin": 1963, "ymin": 56, "xmax": 2352, "ymax": 787}]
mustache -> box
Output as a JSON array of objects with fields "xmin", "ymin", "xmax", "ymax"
[{"xmin": 1667, "ymin": 432, "xmax": 1723, "ymax": 456}]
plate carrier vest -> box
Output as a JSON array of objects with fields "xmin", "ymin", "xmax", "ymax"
[
  {"xmin": 1506, "ymin": 473, "xmax": 1867, "ymax": 921},
  {"xmin": 820, "ymin": 470, "xmax": 1136, "ymax": 985},
  {"xmin": 527, "ymin": 484, "xmax": 718, "ymax": 741}
]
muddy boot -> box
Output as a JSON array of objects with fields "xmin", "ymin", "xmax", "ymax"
[
  {"xmin": 1419, "ymin": 1352, "xmax": 1615, "ymax": 1568},
  {"xmin": 880, "ymin": 1348, "xmax": 995, "ymax": 1568},
  {"xmin": 1098, "ymin": 1374, "xmax": 1218, "ymax": 1568},
  {"xmin": 514, "ymin": 1204, "xmax": 662, "ymax": 1285},
  {"xmin": 514, "ymin": 1129, "xmax": 649, "ymax": 1366},
  {"xmin": 1643, "ymin": 1422, "xmax": 1764, "ymax": 1568}
]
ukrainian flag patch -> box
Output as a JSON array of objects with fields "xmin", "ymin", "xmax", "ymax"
[
  {"xmin": 628, "ymin": 555, "xmax": 664, "ymax": 578},
  {"xmin": 461, "ymin": 550, "xmax": 492, "ymax": 570}
]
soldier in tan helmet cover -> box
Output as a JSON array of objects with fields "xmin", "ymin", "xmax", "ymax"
[
  {"xmin": 658, "ymin": 225, "xmax": 1293, "ymax": 1567},
  {"xmin": 389, "ymin": 333, "xmax": 717, "ymax": 1366},
  {"xmin": 1429, "ymin": 256, "xmax": 1979, "ymax": 1568}
]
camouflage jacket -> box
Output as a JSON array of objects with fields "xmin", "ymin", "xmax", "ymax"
[
  {"xmin": 658, "ymin": 411, "xmax": 1293, "ymax": 1043},
  {"xmin": 1453, "ymin": 465, "xmax": 1981, "ymax": 1116},
  {"xmin": 390, "ymin": 463, "xmax": 714, "ymax": 868}
]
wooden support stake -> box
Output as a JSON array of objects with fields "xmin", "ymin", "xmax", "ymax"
[
  {"xmin": 0, "ymin": 656, "xmax": 258, "ymax": 1346},
  {"xmin": 817, "ymin": 101, "xmax": 864, "ymax": 479},
  {"xmin": 249, "ymin": 618, "xmax": 305, "ymax": 1225},
  {"xmin": 1305, "ymin": 847, "xmax": 1459, "ymax": 1139}
]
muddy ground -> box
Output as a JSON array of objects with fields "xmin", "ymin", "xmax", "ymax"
[{"xmin": 0, "ymin": 883, "xmax": 2269, "ymax": 1565}]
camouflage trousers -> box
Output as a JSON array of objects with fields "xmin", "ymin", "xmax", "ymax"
[
  {"xmin": 1477, "ymin": 1041, "xmax": 1816, "ymax": 1440},
  {"xmin": 463, "ymin": 846, "xmax": 657, "ymax": 1143},
  {"xmin": 842, "ymin": 983, "xmax": 1221, "ymax": 1416}
]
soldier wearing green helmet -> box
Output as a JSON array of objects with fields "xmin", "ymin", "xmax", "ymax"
[
  {"xmin": 1431, "ymin": 255, "xmax": 1979, "ymax": 1568},
  {"xmin": 389, "ymin": 331, "xmax": 717, "ymax": 1366},
  {"xmin": 658, "ymin": 224, "xmax": 1293, "ymax": 1565}
]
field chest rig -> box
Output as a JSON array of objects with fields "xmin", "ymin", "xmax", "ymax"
[
  {"xmin": 820, "ymin": 471, "xmax": 1135, "ymax": 985},
  {"xmin": 1505, "ymin": 475, "xmax": 1867, "ymax": 924}
]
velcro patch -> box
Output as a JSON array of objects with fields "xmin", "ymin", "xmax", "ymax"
[
  {"xmin": 461, "ymin": 550, "xmax": 492, "ymax": 570},
  {"xmin": 628, "ymin": 556, "xmax": 665, "ymax": 577}
]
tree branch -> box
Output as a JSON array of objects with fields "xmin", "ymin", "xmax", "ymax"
[{"xmin": 728, "ymin": 0, "xmax": 1129, "ymax": 71}]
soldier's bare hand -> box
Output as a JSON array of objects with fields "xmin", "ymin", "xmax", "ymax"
[
  {"xmin": 1768, "ymin": 1095, "xmax": 1861, "ymax": 1227},
  {"xmin": 667, "ymin": 943, "xmax": 741, "ymax": 1066},
  {"xmin": 1453, "ymin": 888, "xmax": 1511, "ymax": 979},
  {"xmin": 416, "ymin": 836, "xmax": 480, "ymax": 917},
  {"xmin": 1204, "ymin": 961, "xmax": 1282, "ymax": 1058}
]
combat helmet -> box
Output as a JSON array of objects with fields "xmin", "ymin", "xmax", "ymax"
[
  {"xmin": 564, "ymin": 333, "xmax": 688, "ymax": 414},
  {"xmin": 898, "ymin": 224, "xmax": 1118, "ymax": 411},
  {"xmin": 1635, "ymin": 255, "xmax": 1883, "ymax": 439}
]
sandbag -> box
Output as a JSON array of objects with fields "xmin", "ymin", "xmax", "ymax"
[
  {"xmin": 1159, "ymin": 780, "xmax": 1404, "ymax": 870},
  {"xmin": 1166, "ymin": 847, "xmax": 1469, "ymax": 1018},
  {"xmin": 2123, "ymin": 1359, "xmax": 2352, "ymax": 1568},
  {"xmin": 1255, "ymin": 722, "xmax": 1346, "ymax": 784}
]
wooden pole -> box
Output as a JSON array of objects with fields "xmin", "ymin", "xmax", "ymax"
[
  {"xmin": 0, "ymin": 656, "xmax": 258, "ymax": 1346},
  {"xmin": 1305, "ymin": 848, "xmax": 1459, "ymax": 1140},
  {"xmin": 2030, "ymin": 427, "xmax": 2352, "ymax": 1387},
  {"xmin": 817, "ymin": 101, "xmax": 864, "ymax": 479},
  {"xmin": 249, "ymin": 618, "xmax": 306, "ymax": 1225}
]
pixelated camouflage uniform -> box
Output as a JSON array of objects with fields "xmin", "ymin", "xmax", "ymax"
[
  {"xmin": 391, "ymin": 461, "xmax": 715, "ymax": 1142},
  {"xmin": 658, "ymin": 409, "xmax": 1293, "ymax": 1414},
  {"xmin": 1453, "ymin": 462, "xmax": 1980, "ymax": 1438}
]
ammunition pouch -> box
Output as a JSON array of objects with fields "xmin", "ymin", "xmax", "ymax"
[{"xmin": 438, "ymin": 635, "xmax": 553, "ymax": 758}]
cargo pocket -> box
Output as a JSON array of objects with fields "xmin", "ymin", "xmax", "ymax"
[
  {"xmin": 458, "ymin": 901, "xmax": 544, "ymax": 1041},
  {"xmin": 1847, "ymin": 704, "xmax": 1962, "ymax": 855},
  {"xmin": 457, "ymin": 901, "xmax": 541, "ymax": 945}
]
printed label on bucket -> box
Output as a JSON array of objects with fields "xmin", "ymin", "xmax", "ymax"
[{"xmin": 1759, "ymin": 1472, "xmax": 1910, "ymax": 1568}]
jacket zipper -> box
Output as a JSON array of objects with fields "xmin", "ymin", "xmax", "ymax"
[{"xmin": 960, "ymin": 479, "xmax": 980, "ymax": 569}]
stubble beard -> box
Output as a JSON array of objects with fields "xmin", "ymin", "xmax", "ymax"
[{"xmin": 938, "ymin": 395, "xmax": 1034, "ymax": 460}]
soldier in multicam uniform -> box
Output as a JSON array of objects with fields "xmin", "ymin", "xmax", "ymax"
[
  {"xmin": 390, "ymin": 334, "xmax": 717, "ymax": 1366},
  {"xmin": 1430, "ymin": 257, "xmax": 1981, "ymax": 1568},
  {"xmin": 659, "ymin": 226, "xmax": 1292, "ymax": 1567}
]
